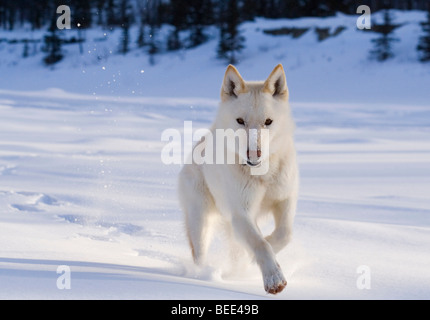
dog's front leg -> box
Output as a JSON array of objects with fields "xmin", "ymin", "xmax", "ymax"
[
  {"xmin": 265, "ymin": 195, "xmax": 297, "ymax": 254},
  {"xmin": 231, "ymin": 213, "xmax": 287, "ymax": 294}
]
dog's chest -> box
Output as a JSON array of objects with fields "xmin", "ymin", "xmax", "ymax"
[
  {"xmin": 264, "ymin": 174, "xmax": 290, "ymax": 201},
  {"xmin": 253, "ymin": 162, "xmax": 291, "ymax": 202}
]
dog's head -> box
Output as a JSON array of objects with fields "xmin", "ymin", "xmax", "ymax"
[{"xmin": 216, "ymin": 64, "xmax": 294, "ymax": 170}]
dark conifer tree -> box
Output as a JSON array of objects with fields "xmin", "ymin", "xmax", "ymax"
[
  {"xmin": 119, "ymin": 0, "xmax": 132, "ymax": 54},
  {"xmin": 30, "ymin": 0, "xmax": 51, "ymax": 30},
  {"xmin": 278, "ymin": 0, "xmax": 304, "ymax": 18},
  {"xmin": 72, "ymin": 0, "xmax": 92, "ymax": 55},
  {"xmin": 217, "ymin": 0, "xmax": 245, "ymax": 64},
  {"xmin": 136, "ymin": 0, "xmax": 149, "ymax": 48},
  {"xmin": 106, "ymin": 0, "xmax": 118, "ymax": 27},
  {"xmin": 187, "ymin": 0, "xmax": 213, "ymax": 48},
  {"xmin": 43, "ymin": 16, "xmax": 63, "ymax": 65},
  {"xmin": 240, "ymin": 0, "xmax": 257, "ymax": 21},
  {"xmin": 369, "ymin": 9, "xmax": 398, "ymax": 61},
  {"xmin": 22, "ymin": 39, "xmax": 30, "ymax": 58},
  {"xmin": 95, "ymin": 0, "xmax": 106, "ymax": 26},
  {"xmin": 147, "ymin": 0, "xmax": 161, "ymax": 64},
  {"xmin": 73, "ymin": 0, "xmax": 92, "ymax": 29},
  {"xmin": 417, "ymin": 4, "xmax": 430, "ymax": 62},
  {"xmin": 166, "ymin": 0, "xmax": 187, "ymax": 50}
]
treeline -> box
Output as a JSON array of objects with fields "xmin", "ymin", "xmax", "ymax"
[
  {"xmin": 1, "ymin": 0, "xmax": 430, "ymax": 31},
  {"xmin": 1, "ymin": 0, "xmax": 430, "ymax": 64}
]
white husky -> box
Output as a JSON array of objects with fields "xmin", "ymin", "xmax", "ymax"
[{"xmin": 178, "ymin": 64, "xmax": 299, "ymax": 294}]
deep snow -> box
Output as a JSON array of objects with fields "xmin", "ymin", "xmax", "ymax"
[{"xmin": 0, "ymin": 11, "xmax": 429, "ymax": 299}]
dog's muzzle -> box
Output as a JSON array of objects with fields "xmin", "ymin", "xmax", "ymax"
[{"xmin": 246, "ymin": 149, "xmax": 261, "ymax": 167}]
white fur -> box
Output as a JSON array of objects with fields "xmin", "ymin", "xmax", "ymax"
[{"xmin": 178, "ymin": 64, "xmax": 299, "ymax": 294}]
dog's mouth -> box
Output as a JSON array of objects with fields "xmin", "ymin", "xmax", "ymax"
[{"xmin": 246, "ymin": 160, "xmax": 261, "ymax": 167}]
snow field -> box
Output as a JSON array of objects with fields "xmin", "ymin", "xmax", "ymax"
[{"xmin": 0, "ymin": 88, "xmax": 429, "ymax": 299}]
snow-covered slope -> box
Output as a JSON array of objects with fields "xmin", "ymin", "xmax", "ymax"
[
  {"xmin": 1, "ymin": 10, "xmax": 429, "ymax": 104},
  {"xmin": 0, "ymin": 11, "xmax": 429, "ymax": 299}
]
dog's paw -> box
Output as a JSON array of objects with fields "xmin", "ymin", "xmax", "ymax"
[{"xmin": 263, "ymin": 267, "xmax": 287, "ymax": 294}]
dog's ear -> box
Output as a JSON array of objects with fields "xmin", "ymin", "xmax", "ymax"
[
  {"xmin": 263, "ymin": 64, "xmax": 288, "ymax": 99},
  {"xmin": 221, "ymin": 65, "xmax": 247, "ymax": 101}
]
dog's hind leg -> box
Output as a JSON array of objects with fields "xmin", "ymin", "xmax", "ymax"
[
  {"xmin": 184, "ymin": 201, "xmax": 214, "ymax": 265},
  {"xmin": 178, "ymin": 166, "xmax": 214, "ymax": 265}
]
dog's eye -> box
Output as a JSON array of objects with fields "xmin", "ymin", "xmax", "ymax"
[
  {"xmin": 236, "ymin": 118, "xmax": 245, "ymax": 125},
  {"xmin": 265, "ymin": 119, "xmax": 273, "ymax": 126}
]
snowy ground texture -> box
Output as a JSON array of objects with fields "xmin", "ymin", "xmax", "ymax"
[{"xmin": 1, "ymin": 11, "xmax": 430, "ymax": 299}]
